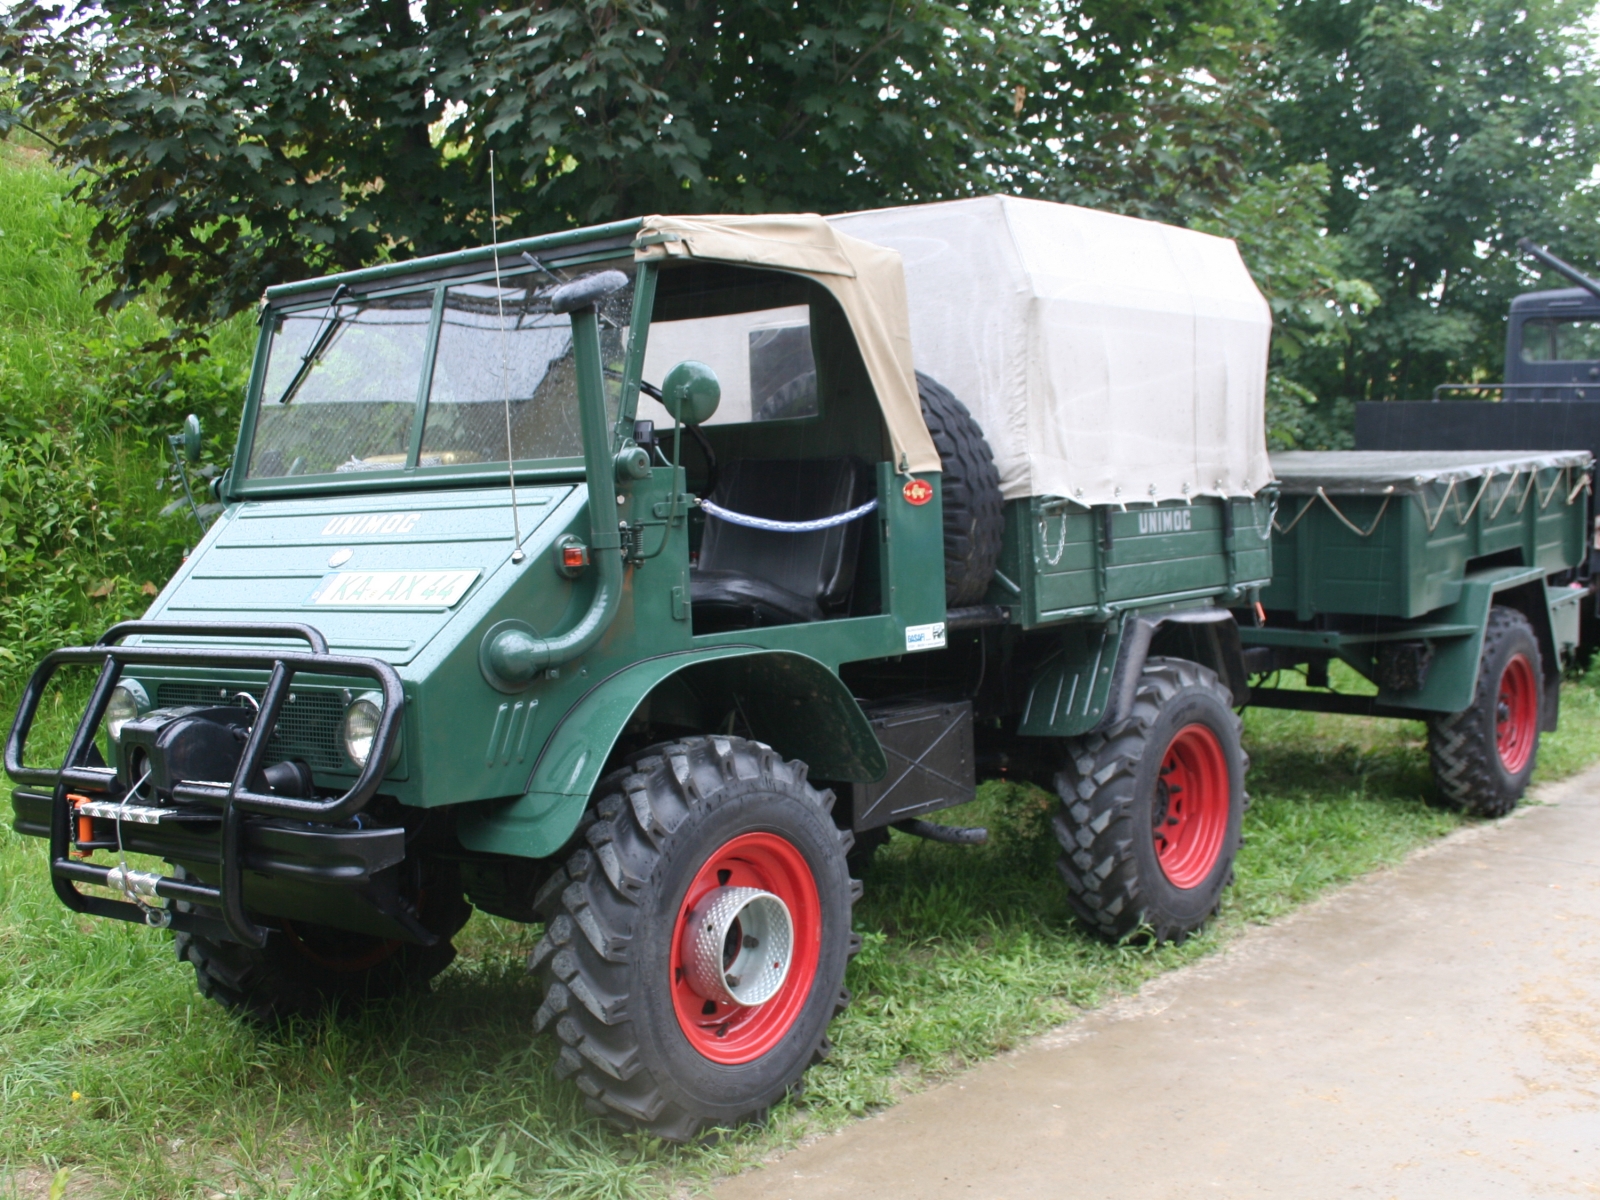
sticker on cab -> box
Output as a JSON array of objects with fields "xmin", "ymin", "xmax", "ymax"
[
  {"xmin": 904, "ymin": 621, "xmax": 946, "ymax": 653},
  {"xmin": 902, "ymin": 478, "xmax": 933, "ymax": 506},
  {"xmin": 307, "ymin": 569, "xmax": 480, "ymax": 608}
]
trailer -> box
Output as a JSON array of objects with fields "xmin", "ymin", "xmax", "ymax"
[
  {"xmin": 3, "ymin": 197, "xmax": 1587, "ymax": 1141},
  {"xmin": 1242, "ymin": 450, "xmax": 1591, "ymax": 813}
]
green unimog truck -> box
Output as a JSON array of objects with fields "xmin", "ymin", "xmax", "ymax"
[{"xmin": 6, "ymin": 198, "xmax": 1589, "ymax": 1140}]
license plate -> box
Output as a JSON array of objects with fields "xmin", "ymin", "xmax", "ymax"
[{"xmin": 307, "ymin": 569, "xmax": 480, "ymax": 608}]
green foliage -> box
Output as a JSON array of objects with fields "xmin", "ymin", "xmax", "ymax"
[
  {"xmin": 1, "ymin": 0, "xmax": 1225, "ymax": 346},
  {"xmin": 1272, "ymin": 0, "xmax": 1600, "ymax": 405},
  {"xmin": 0, "ymin": 141, "xmax": 250, "ymax": 695}
]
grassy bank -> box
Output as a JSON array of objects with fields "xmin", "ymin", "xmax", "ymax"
[
  {"xmin": 4, "ymin": 674, "xmax": 1598, "ymax": 1200},
  {"xmin": 0, "ymin": 137, "xmax": 251, "ymax": 694}
]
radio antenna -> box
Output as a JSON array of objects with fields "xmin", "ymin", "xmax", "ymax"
[{"xmin": 489, "ymin": 149, "xmax": 524, "ymax": 563}]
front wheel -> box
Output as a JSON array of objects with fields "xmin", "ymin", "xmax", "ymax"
[
  {"xmin": 529, "ymin": 736, "xmax": 859, "ymax": 1140},
  {"xmin": 174, "ymin": 860, "xmax": 471, "ymax": 1024},
  {"xmin": 1054, "ymin": 657, "xmax": 1246, "ymax": 943},
  {"xmin": 1428, "ymin": 605, "xmax": 1544, "ymax": 818}
]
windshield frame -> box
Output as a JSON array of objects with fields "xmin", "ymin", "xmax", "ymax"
[{"xmin": 230, "ymin": 230, "xmax": 650, "ymax": 500}]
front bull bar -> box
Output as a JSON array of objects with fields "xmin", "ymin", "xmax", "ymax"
[{"xmin": 4, "ymin": 621, "xmax": 405, "ymax": 949}]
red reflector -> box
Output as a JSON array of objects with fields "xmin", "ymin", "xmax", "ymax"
[{"xmin": 563, "ymin": 545, "xmax": 588, "ymax": 568}]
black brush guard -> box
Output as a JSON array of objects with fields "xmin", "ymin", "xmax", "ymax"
[{"xmin": 4, "ymin": 621, "xmax": 404, "ymax": 949}]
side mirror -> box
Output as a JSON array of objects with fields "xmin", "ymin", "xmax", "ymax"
[
  {"xmin": 661, "ymin": 360, "xmax": 721, "ymax": 426},
  {"xmin": 182, "ymin": 414, "xmax": 202, "ymax": 464}
]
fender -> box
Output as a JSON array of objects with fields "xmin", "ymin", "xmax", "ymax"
[
  {"xmin": 1368, "ymin": 565, "xmax": 1562, "ymax": 725},
  {"xmin": 456, "ymin": 648, "xmax": 886, "ymax": 858},
  {"xmin": 1017, "ymin": 606, "xmax": 1246, "ymax": 738}
]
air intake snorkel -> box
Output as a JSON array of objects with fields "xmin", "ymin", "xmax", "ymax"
[{"xmin": 481, "ymin": 270, "xmax": 631, "ymax": 689}]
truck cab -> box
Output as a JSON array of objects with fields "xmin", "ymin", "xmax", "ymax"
[{"xmin": 1505, "ymin": 286, "xmax": 1600, "ymax": 400}]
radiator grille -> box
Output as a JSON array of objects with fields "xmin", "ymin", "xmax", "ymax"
[{"xmin": 155, "ymin": 682, "xmax": 348, "ymax": 772}]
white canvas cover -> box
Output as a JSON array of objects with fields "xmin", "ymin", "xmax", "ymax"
[{"xmin": 830, "ymin": 197, "xmax": 1274, "ymax": 505}]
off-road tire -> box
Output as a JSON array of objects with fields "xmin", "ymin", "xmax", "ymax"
[
  {"xmin": 1427, "ymin": 605, "xmax": 1543, "ymax": 818},
  {"xmin": 917, "ymin": 373, "xmax": 1004, "ymax": 606},
  {"xmin": 528, "ymin": 736, "xmax": 859, "ymax": 1141},
  {"xmin": 1053, "ymin": 657, "xmax": 1246, "ymax": 943},
  {"xmin": 173, "ymin": 863, "xmax": 470, "ymax": 1024}
]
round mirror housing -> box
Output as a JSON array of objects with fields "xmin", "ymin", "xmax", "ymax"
[
  {"xmin": 182, "ymin": 414, "xmax": 202, "ymax": 464},
  {"xmin": 660, "ymin": 360, "xmax": 721, "ymax": 426}
]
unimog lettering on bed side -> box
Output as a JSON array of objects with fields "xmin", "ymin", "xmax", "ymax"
[{"xmin": 8, "ymin": 198, "xmax": 1585, "ymax": 1140}]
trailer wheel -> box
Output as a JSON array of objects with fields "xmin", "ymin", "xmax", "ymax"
[
  {"xmin": 173, "ymin": 862, "xmax": 470, "ymax": 1024},
  {"xmin": 1427, "ymin": 605, "xmax": 1543, "ymax": 817},
  {"xmin": 917, "ymin": 373, "xmax": 1004, "ymax": 606},
  {"xmin": 528, "ymin": 736, "xmax": 859, "ymax": 1141},
  {"xmin": 1053, "ymin": 657, "xmax": 1246, "ymax": 943}
]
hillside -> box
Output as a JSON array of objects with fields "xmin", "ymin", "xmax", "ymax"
[{"xmin": 0, "ymin": 138, "xmax": 252, "ymax": 692}]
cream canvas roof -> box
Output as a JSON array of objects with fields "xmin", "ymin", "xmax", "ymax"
[{"xmin": 635, "ymin": 214, "xmax": 941, "ymax": 475}]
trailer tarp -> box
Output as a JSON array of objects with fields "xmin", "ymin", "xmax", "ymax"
[{"xmin": 1270, "ymin": 450, "xmax": 1593, "ymax": 495}]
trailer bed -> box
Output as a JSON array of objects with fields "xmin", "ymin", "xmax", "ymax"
[{"xmin": 1261, "ymin": 450, "xmax": 1590, "ymax": 621}]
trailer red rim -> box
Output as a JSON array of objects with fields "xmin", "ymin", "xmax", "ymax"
[
  {"xmin": 1153, "ymin": 723, "xmax": 1230, "ymax": 890},
  {"xmin": 1496, "ymin": 652, "xmax": 1538, "ymax": 774},
  {"xmin": 670, "ymin": 832, "xmax": 821, "ymax": 1064}
]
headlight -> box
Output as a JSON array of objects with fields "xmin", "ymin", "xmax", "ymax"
[
  {"xmin": 105, "ymin": 680, "xmax": 149, "ymax": 742},
  {"xmin": 343, "ymin": 691, "xmax": 390, "ymax": 769}
]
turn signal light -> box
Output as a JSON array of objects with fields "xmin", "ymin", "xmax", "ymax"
[{"xmin": 562, "ymin": 545, "xmax": 588, "ymax": 569}]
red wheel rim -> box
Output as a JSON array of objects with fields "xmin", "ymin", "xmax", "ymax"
[
  {"xmin": 1152, "ymin": 724, "xmax": 1230, "ymax": 890},
  {"xmin": 669, "ymin": 832, "xmax": 821, "ymax": 1064},
  {"xmin": 1496, "ymin": 652, "xmax": 1538, "ymax": 774}
]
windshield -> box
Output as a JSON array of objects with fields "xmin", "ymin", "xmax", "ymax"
[{"xmin": 246, "ymin": 264, "xmax": 634, "ymax": 481}]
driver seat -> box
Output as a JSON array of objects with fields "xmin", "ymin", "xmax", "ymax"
[{"xmin": 690, "ymin": 457, "xmax": 871, "ymax": 633}]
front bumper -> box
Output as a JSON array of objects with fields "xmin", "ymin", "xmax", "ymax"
[{"xmin": 5, "ymin": 620, "xmax": 409, "ymax": 947}]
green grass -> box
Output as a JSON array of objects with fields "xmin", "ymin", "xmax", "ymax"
[{"xmin": 6, "ymin": 669, "xmax": 1599, "ymax": 1200}]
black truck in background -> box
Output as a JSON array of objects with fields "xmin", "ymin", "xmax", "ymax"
[{"xmin": 1357, "ymin": 240, "xmax": 1600, "ymax": 651}]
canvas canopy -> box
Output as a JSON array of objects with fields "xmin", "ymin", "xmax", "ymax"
[
  {"xmin": 634, "ymin": 214, "xmax": 941, "ymax": 476},
  {"xmin": 1270, "ymin": 450, "xmax": 1593, "ymax": 495},
  {"xmin": 830, "ymin": 197, "xmax": 1274, "ymax": 505}
]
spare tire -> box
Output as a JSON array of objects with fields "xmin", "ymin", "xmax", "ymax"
[{"xmin": 917, "ymin": 372, "xmax": 1004, "ymax": 606}]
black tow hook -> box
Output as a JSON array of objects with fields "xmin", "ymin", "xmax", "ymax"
[
  {"xmin": 258, "ymin": 759, "xmax": 314, "ymax": 798},
  {"xmin": 893, "ymin": 818, "xmax": 988, "ymax": 846}
]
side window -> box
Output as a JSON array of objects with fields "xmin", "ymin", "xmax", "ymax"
[
  {"xmin": 1521, "ymin": 317, "xmax": 1600, "ymax": 363},
  {"xmin": 640, "ymin": 303, "xmax": 818, "ymax": 426}
]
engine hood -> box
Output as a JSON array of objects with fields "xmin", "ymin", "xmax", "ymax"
[{"xmin": 141, "ymin": 486, "xmax": 576, "ymax": 664}]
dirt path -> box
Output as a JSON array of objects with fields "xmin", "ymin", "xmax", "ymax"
[{"xmin": 718, "ymin": 769, "xmax": 1600, "ymax": 1199}]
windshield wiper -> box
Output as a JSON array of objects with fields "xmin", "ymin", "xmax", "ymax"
[{"xmin": 275, "ymin": 283, "xmax": 352, "ymax": 405}]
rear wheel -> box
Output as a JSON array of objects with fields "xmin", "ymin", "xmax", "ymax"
[
  {"xmin": 173, "ymin": 861, "xmax": 470, "ymax": 1024},
  {"xmin": 1053, "ymin": 658, "xmax": 1246, "ymax": 943},
  {"xmin": 529, "ymin": 736, "xmax": 858, "ymax": 1140},
  {"xmin": 1428, "ymin": 605, "xmax": 1544, "ymax": 818}
]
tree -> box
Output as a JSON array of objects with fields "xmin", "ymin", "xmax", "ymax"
[
  {"xmin": 1271, "ymin": 0, "xmax": 1600, "ymax": 404},
  {"xmin": 0, "ymin": 0, "xmax": 1223, "ymax": 349}
]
